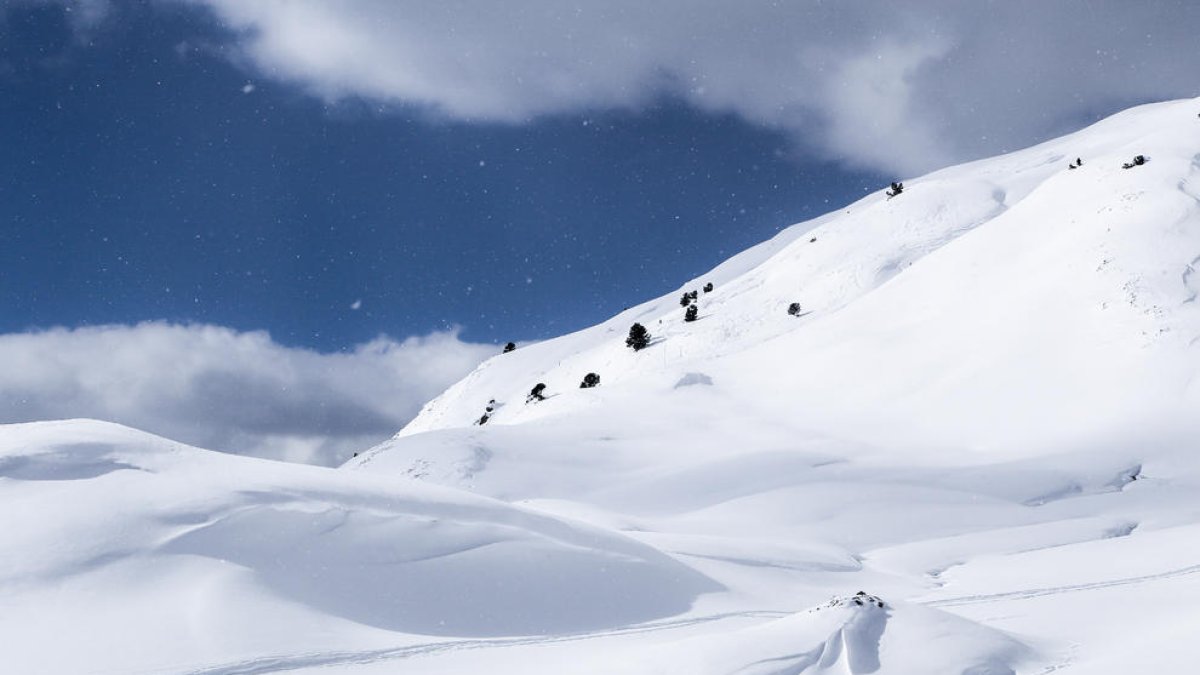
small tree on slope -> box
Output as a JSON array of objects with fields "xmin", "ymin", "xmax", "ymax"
[{"xmin": 626, "ymin": 323, "xmax": 651, "ymax": 351}]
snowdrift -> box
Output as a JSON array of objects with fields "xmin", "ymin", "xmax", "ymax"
[{"xmin": 0, "ymin": 420, "xmax": 716, "ymax": 673}]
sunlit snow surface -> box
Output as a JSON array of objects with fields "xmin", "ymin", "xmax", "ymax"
[{"xmin": 5, "ymin": 98, "xmax": 1200, "ymax": 673}]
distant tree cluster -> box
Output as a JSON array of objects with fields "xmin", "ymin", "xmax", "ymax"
[
  {"xmin": 482, "ymin": 184, "xmax": 856, "ymax": 429},
  {"xmin": 477, "ymin": 217, "xmax": 826, "ymax": 427},
  {"xmin": 885, "ymin": 181, "xmax": 904, "ymax": 199}
]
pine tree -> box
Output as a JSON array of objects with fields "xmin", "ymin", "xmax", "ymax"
[
  {"xmin": 680, "ymin": 293, "xmax": 692, "ymax": 307},
  {"xmin": 626, "ymin": 323, "xmax": 651, "ymax": 351},
  {"xmin": 703, "ymin": 282, "xmax": 713, "ymax": 293},
  {"xmin": 526, "ymin": 383, "xmax": 547, "ymax": 403},
  {"xmin": 503, "ymin": 342, "xmax": 516, "ymax": 353},
  {"xmin": 787, "ymin": 302, "xmax": 802, "ymax": 316},
  {"xmin": 685, "ymin": 305, "xmax": 698, "ymax": 322},
  {"xmin": 885, "ymin": 181, "xmax": 904, "ymax": 198},
  {"xmin": 1122, "ymin": 155, "xmax": 1146, "ymax": 169},
  {"xmin": 580, "ymin": 372, "xmax": 601, "ymax": 388}
]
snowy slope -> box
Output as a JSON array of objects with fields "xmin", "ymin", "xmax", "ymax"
[
  {"xmin": 5, "ymin": 98, "xmax": 1200, "ymax": 674},
  {"xmin": 346, "ymin": 97, "xmax": 1200, "ymax": 673},
  {"xmin": 397, "ymin": 97, "xmax": 1200, "ymax": 447}
]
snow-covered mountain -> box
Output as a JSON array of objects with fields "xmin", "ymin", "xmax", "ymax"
[{"xmin": 5, "ymin": 98, "xmax": 1200, "ymax": 674}]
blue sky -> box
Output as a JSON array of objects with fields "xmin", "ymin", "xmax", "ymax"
[
  {"xmin": 1, "ymin": 1, "xmax": 882, "ymax": 350},
  {"xmin": 3, "ymin": 0, "xmax": 1198, "ymax": 464}
]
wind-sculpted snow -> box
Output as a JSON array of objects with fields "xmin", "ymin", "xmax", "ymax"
[
  {"xmin": 163, "ymin": 500, "xmax": 718, "ymax": 637},
  {"xmin": 0, "ymin": 420, "xmax": 718, "ymax": 673},
  {"xmin": 9, "ymin": 98, "xmax": 1200, "ymax": 673}
]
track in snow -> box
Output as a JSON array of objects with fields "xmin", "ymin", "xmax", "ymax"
[
  {"xmin": 176, "ymin": 610, "xmax": 793, "ymax": 675},
  {"xmin": 925, "ymin": 562, "xmax": 1200, "ymax": 608}
]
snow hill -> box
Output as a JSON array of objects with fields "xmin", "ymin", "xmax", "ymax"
[{"xmin": 5, "ymin": 98, "xmax": 1200, "ymax": 674}]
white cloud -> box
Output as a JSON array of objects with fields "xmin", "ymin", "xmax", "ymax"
[
  {"xmin": 183, "ymin": 0, "xmax": 1200, "ymax": 175},
  {"xmin": 0, "ymin": 323, "xmax": 496, "ymax": 465}
]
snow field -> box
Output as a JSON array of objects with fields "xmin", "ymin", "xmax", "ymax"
[{"xmin": 6, "ymin": 98, "xmax": 1200, "ymax": 673}]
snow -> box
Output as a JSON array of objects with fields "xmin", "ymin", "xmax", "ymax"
[
  {"xmin": 5, "ymin": 97, "xmax": 1200, "ymax": 673},
  {"xmin": 0, "ymin": 420, "xmax": 715, "ymax": 672}
]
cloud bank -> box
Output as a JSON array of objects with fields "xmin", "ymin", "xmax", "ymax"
[
  {"xmin": 0, "ymin": 323, "xmax": 495, "ymax": 465},
  {"xmin": 183, "ymin": 0, "xmax": 1200, "ymax": 175}
]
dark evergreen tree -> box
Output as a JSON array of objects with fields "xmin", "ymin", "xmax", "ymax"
[
  {"xmin": 685, "ymin": 305, "xmax": 698, "ymax": 322},
  {"xmin": 1122, "ymin": 155, "xmax": 1147, "ymax": 169},
  {"xmin": 688, "ymin": 290, "xmax": 699, "ymax": 301},
  {"xmin": 787, "ymin": 302, "xmax": 802, "ymax": 316},
  {"xmin": 503, "ymin": 342, "xmax": 516, "ymax": 353},
  {"xmin": 703, "ymin": 282, "xmax": 714, "ymax": 293},
  {"xmin": 526, "ymin": 383, "xmax": 547, "ymax": 403},
  {"xmin": 626, "ymin": 323, "xmax": 651, "ymax": 351},
  {"xmin": 680, "ymin": 293, "xmax": 692, "ymax": 307},
  {"xmin": 580, "ymin": 372, "xmax": 601, "ymax": 389},
  {"xmin": 477, "ymin": 413, "xmax": 490, "ymax": 425},
  {"xmin": 885, "ymin": 181, "xmax": 904, "ymax": 198}
]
